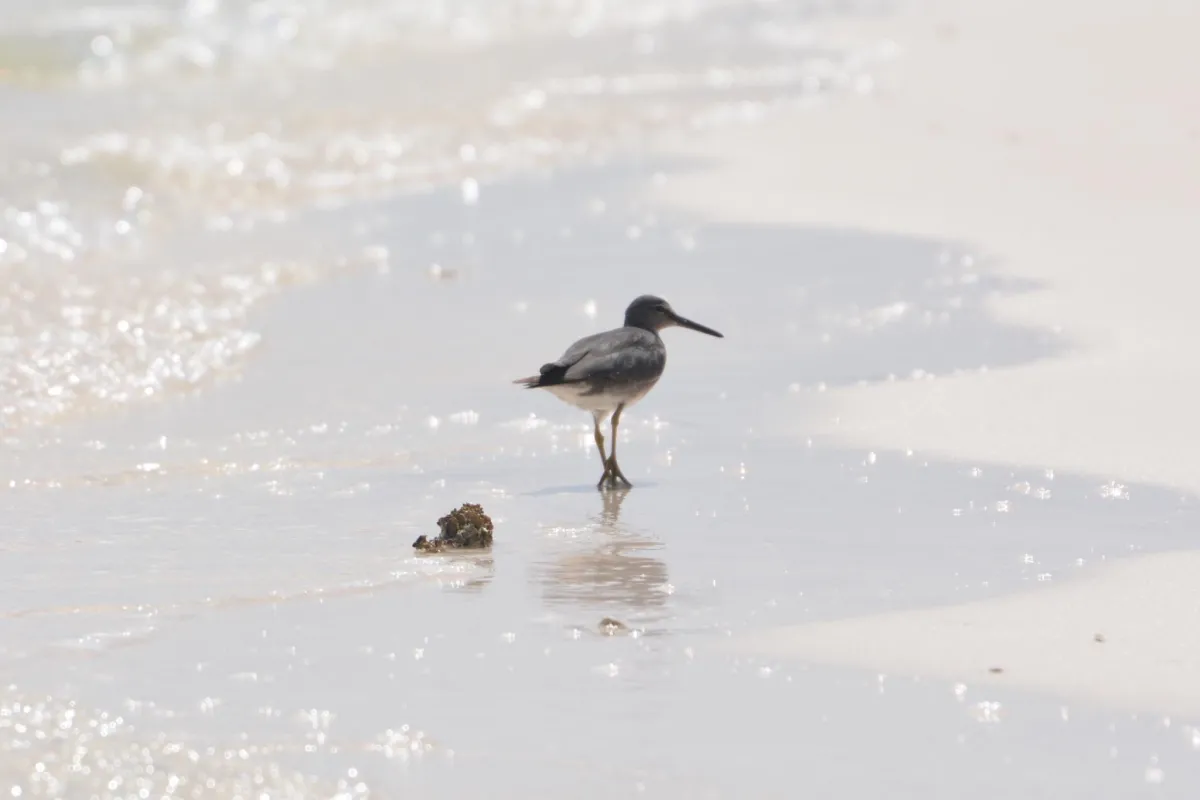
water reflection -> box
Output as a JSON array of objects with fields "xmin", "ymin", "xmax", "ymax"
[
  {"xmin": 442, "ymin": 554, "xmax": 496, "ymax": 594},
  {"xmin": 536, "ymin": 488, "xmax": 671, "ymax": 618},
  {"xmin": 597, "ymin": 486, "xmax": 632, "ymax": 530}
]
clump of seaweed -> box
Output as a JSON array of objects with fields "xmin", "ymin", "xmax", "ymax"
[{"xmin": 413, "ymin": 503, "xmax": 494, "ymax": 553}]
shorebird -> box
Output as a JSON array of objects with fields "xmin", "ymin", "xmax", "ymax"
[{"xmin": 514, "ymin": 295, "xmax": 723, "ymax": 490}]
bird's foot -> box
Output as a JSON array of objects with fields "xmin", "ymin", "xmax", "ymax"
[{"xmin": 597, "ymin": 459, "xmax": 633, "ymax": 491}]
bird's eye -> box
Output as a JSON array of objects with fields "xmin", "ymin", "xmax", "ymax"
[{"xmin": 655, "ymin": 304, "xmax": 667, "ymax": 312}]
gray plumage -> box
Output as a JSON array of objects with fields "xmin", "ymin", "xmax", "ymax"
[
  {"xmin": 514, "ymin": 294, "xmax": 723, "ymax": 490},
  {"xmin": 518, "ymin": 327, "xmax": 662, "ymax": 401}
]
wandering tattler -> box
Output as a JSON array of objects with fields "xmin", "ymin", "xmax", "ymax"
[{"xmin": 514, "ymin": 295, "xmax": 723, "ymax": 490}]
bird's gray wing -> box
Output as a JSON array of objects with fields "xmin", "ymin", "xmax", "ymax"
[
  {"xmin": 526, "ymin": 329, "xmax": 659, "ymax": 388},
  {"xmin": 538, "ymin": 330, "xmax": 613, "ymax": 376},
  {"xmin": 560, "ymin": 329, "xmax": 663, "ymax": 386}
]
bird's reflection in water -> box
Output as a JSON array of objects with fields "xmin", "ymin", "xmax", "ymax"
[
  {"xmin": 536, "ymin": 488, "xmax": 671, "ymax": 619},
  {"xmin": 441, "ymin": 554, "xmax": 495, "ymax": 593},
  {"xmin": 596, "ymin": 487, "xmax": 628, "ymax": 530}
]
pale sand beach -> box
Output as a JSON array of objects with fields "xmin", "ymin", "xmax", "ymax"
[
  {"xmin": 657, "ymin": 0, "xmax": 1200, "ymax": 494},
  {"xmin": 3, "ymin": 0, "xmax": 1200, "ymax": 797},
  {"xmin": 652, "ymin": 0, "xmax": 1200, "ymax": 723},
  {"xmin": 737, "ymin": 550, "xmax": 1200, "ymax": 717}
]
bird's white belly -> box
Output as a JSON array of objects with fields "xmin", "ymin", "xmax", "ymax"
[{"xmin": 545, "ymin": 380, "xmax": 657, "ymax": 415}]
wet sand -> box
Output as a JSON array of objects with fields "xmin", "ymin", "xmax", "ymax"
[
  {"xmin": 3, "ymin": 0, "xmax": 1200, "ymax": 797},
  {"xmin": 657, "ymin": 0, "xmax": 1200, "ymax": 493},
  {"xmin": 654, "ymin": 0, "xmax": 1200, "ymax": 772}
]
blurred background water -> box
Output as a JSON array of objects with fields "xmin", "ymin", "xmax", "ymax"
[{"xmin": 0, "ymin": 0, "xmax": 891, "ymax": 433}]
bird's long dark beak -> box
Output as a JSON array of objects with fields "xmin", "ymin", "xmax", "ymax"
[{"xmin": 671, "ymin": 312, "xmax": 723, "ymax": 338}]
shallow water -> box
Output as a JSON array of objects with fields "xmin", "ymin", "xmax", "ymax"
[
  {"xmin": 3, "ymin": 1, "xmax": 1199, "ymax": 797},
  {"xmin": 0, "ymin": 0, "xmax": 892, "ymax": 430},
  {"xmin": 4, "ymin": 158, "xmax": 1200, "ymax": 796}
]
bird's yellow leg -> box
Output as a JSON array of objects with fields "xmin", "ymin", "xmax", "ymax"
[
  {"xmin": 606, "ymin": 404, "xmax": 633, "ymax": 487},
  {"xmin": 594, "ymin": 413, "xmax": 615, "ymax": 489}
]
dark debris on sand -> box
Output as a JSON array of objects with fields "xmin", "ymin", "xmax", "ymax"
[{"xmin": 413, "ymin": 503, "xmax": 495, "ymax": 553}]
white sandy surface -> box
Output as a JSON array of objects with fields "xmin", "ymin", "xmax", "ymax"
[
  {"xmin": 654, "ymin": 0, "xmax": 1200, "ymax": 715},
  {"xmin": 738, "ymin": 550, "xmax": 1200, "ymax": 716},
  {"xmin": 656, "ymin": 0, "xmax": 1200, "ymax": 494}
]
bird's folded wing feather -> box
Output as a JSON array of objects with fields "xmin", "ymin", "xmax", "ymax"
[{"xmin": 540, "ymin": 329, "xmax": 658, "ymax": 385}]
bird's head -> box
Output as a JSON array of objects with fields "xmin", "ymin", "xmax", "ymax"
[{"xmin": 624, "ymin": 295, "xmax": 723, "ymax": 337}]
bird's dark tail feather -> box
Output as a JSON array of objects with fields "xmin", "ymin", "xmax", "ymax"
[{"xmin": 515, "ymin": 361, "xmax": 570, "ymax": 388}]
